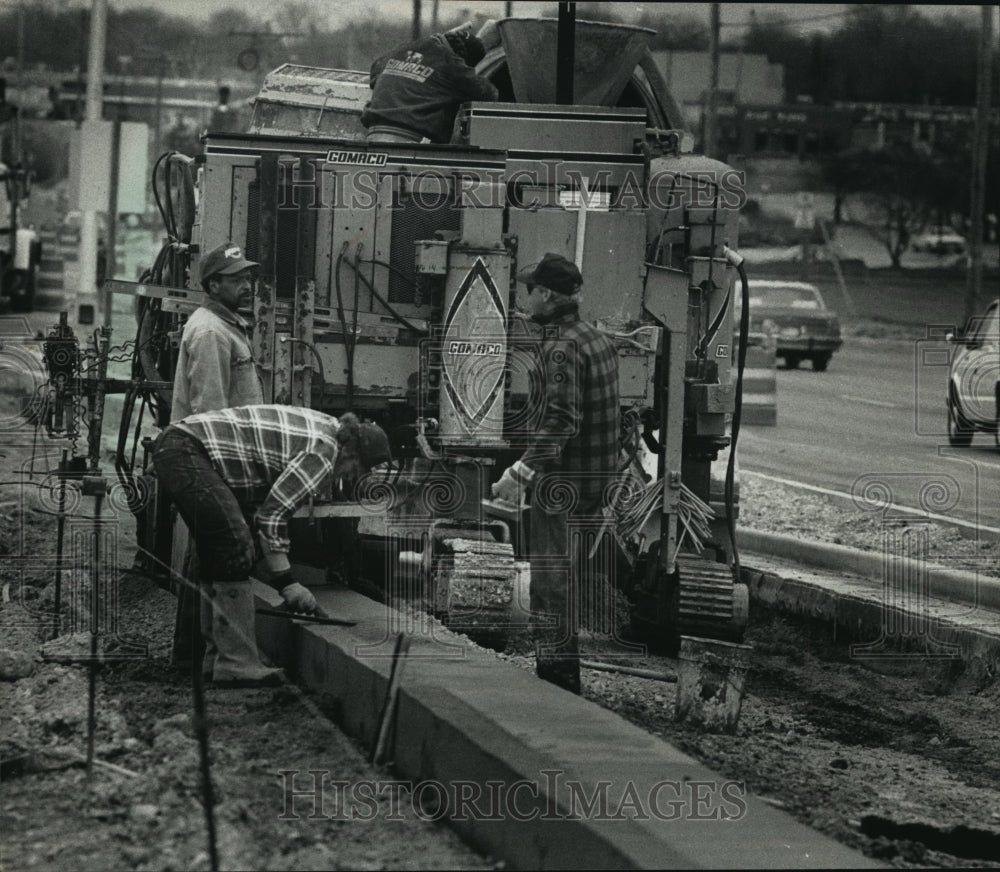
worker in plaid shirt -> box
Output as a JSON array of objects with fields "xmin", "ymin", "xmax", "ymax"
[
  {"xmin": 152, "ymin": 405, "xmax": 391, "ymax": 687},
  {"xmin": 492, "ymin": 253, "xmax": 620, "ymax": 694}
]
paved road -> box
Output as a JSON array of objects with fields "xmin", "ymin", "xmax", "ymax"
[{"xmin": 736, "ymin": 336, "xmax": 1000, "ymax": 535}]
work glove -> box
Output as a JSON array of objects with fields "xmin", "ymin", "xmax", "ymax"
[
  {"xmin": 275, "ymin": 576, "xmax": 321, "ymax": 616},
  {"xmin": 491, "ymin": 467, "xmax": 525, "ymax": 507}
]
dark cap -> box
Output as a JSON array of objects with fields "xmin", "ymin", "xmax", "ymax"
[
  {"xmin": 443, "ymin": 26, "xmax": 486, "ymax": 66},
  {"xmin": 199, "ymin": 241, "xmax": 258, "ymax": 287},
  {"xmin": 358, "ymin": 421, "xmax": 393, "ymax": 468},
  {"xmin": 515, "ymin": 252, "xmax": 582, "ymax": 295},
  {"xmin": 337, "ymin": 413, "xmax": 393, "ymax": 469}
]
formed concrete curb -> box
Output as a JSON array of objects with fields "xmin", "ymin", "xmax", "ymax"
[
  {"xmin": 738, "ymin": 527, "xmax": 1000, "ymax": 611},
  {"xmin": 741, "ymin": 563, "xmax": 1000, "ymax": 677},
  {"xmin": 253, "ymin": 583, "xmax": 878, "ymax": 871}
]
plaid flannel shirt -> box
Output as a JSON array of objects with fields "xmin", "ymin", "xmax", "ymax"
[
  {"xmin": 174, "ymin": 405, "xmax": 340, "ymax": 553},
  {"xmin": 514, "ymin": 308, "xmax": 620, "ymax": 505}
]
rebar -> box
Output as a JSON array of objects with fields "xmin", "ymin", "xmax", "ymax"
[{"xmin": 190, "ymin": 589, "xmax": 220, "ymax": 872}]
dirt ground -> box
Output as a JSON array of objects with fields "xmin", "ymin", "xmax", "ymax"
[
  {"xmin": 576, "ymin": 475, "xmax": 1000, "ymax": 867},
  {"xmin": 4, "ymin": 403, "xmax": 1000, "ymax": 869},
  {"xmin": 0, "ymin": 435, "xmax": 498, "ymax": 872}
]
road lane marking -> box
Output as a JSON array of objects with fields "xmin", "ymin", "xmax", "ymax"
[
  {"xmin": 839, "ymin": 395, "xmax": 898, "ymax": 409},
  {"xmin": 741, "ymin": 470, "xmax": 1000, "ymax": 539}
]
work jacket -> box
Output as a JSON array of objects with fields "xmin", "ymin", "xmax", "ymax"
[
  {"xmin": 361, "ymin": 34, "xmax": 498, "ymax": 143},
  {"xmin": 170, "ymin": 299, "xmax": 263, "ymax": 421}
]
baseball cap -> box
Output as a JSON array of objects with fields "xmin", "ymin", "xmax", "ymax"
[
  {"xmin": 358, "ymin": 422, "xmax": 393, "ymax": 468},
  {"xmin": 199, "ymin": 241, "xmax": 258, "ymax": 286},
  {"xmin": 336, "ymin": 413, "xmax": 393, "ymax": 469},
  {"xmin": 515, "ymin": 252, "xmax": 582, "ymax": 295}
]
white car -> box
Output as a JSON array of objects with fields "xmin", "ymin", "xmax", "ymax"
[
  {"xmin": 911, "ymin": 226, "xmax": 966, "ymax": 255},
  {"xmin": 946, "ymin": 298, "xmax": 1000, "ymax": 448}
]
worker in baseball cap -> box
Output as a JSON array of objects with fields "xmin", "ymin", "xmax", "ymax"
[
  {"xmin": 493, "ymin": 252, "xmax": 619, "ymax": 694},
  {"xmin": 152, "ymin": 406, "xmax": 392, "ymax": 687},
  {"xmin": 166, "ymin": 241, "xmax": 263, "ymax": 675},
  {"xmin": 198, "ymin": 241, "xmax": 258, "ymax": 291},
  {"xmin": 515, "ymin": 252, "xmax": 584, "ymax": 299}
]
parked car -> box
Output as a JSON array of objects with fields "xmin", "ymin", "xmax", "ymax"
[
  {"xmin": 946, "ymin": 298, "xmax": 1000, "ymax": 448},
  {"xmin": 911, "ymin": 226, "xmax": 966, "ymax": 255},
  {"xmin": 740, "ymin": 280, "xmax": 843, "ymax": 371}
]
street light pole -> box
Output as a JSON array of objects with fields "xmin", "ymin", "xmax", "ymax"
[
  {"xmin": 964, "ymin": 4, "xmax": 994, "ymax": 323},
  {"xmin": 704, "ymin": 2, "xmax": 720, "ymax": 159},
  {"xmin": 78, "ymin": 0, "xmax": 108, "ymax": 324}
]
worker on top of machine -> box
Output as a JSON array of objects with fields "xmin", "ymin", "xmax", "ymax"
[
  {"xmin": 167, "ymin": 241, "xmax": 266, "ymax": 674},
  {"xmin": 492, "ymin": 253, "xmax": 621, "ymax": 695},
  {"xmin": 361, "ymin": 23, "xmax": 498, "ymax": 144},
  {"xmin": 152, "ymin": 405, "xmax": 392, "ymax": 687}
]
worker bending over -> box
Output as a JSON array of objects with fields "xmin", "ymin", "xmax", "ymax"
[
  {"xmin": 152, "ymin": 405, "xmax": 392, "ymax": 687},
  {"xmin": 361, "ymin": 24, "xmax": 498, "ymax": 144}
]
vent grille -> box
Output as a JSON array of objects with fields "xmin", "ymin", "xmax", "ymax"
[
  {"xmin": 245, "ymin": 180, "xmax": 260, "ymax": 263},
  {"xmin": 388, "ymin": 192, "xmax": 460, "ymax": 304}
]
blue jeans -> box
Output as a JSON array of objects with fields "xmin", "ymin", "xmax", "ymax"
[{"xmin": 151, "ymin": 427, "xmax": 255, "ymax": 582}]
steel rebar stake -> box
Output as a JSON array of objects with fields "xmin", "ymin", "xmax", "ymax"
[
  {"xmin": 190, "ymin": 590, "xmax": 220, "ymax": 872},
  {"xmin": 52, "ymin": 449, "xmax": 68, "ymax": 640},
  {"xmin": 85, "ymin": 488, "xmax": 103, "ymax": 782}
]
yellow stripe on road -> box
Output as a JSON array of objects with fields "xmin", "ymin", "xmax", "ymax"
[{"xmin": 839, "ymin": 395, "xmax": 898, "ymax": 409}]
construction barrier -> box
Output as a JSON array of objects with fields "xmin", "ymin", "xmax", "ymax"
[
  {"xmin": 737, "ymin": 332, "xmax": 777, "ymax": 426},
  {"xmin": 35, "ymin": 227, "xmax": 70, "ymax": 311}
]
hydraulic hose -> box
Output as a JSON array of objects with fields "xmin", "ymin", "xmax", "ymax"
[{"xmin": 722, "ymin": 245, "xmax": 750, "ymax": 586}]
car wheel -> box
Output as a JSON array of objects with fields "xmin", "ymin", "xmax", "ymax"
[
  {"xmin": 783, "ymin": 354, "xmax": 801, "ymax": 369},
  {"xmin": 812, "ymin": 354, "xmax": 830, "ymax": 372},
  {"xmin": 947, "ymin": 387, "xmax": 974, "ymax": 447}
]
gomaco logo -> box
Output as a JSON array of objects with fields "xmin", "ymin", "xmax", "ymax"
[
  {"xmin": 448, "ymin": 342, "xmax": 503, "ymax": 356},
  {"xmin": 326, "ymin": 150, "xmax": 388, "ymax": 167}
]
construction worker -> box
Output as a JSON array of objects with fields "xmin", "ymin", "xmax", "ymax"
[
  {"xmin": 168, "ymin": 241, "xmax": 264, "ymax": 672},
  {"xmin": 152, "ymin": 405, "xmax": 392, "ymax": 687},
  {"xmin": 492, "ymin": 254, "xmax": 620, "ymax": 694},
  {"xmin": 172, "ymin": 241, "xmax": 263, "ymax": 421},
  {"xmin": 361, "ymin": 24, "xmax": 498, "ymax": 144}
]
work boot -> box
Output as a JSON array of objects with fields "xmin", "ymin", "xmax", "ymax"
[
  {"xmin": 535, "ymin": 631, "xmax": 581, "ymax": 695},
  {"xmin": 206, "ymin": 581, "xmax": 284, "ymax": 687}
]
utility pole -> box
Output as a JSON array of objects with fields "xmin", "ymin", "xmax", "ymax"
[
  {"xmin": 15, "ymin": 3, "xmax": 24, "ymax": 160},
  {"xmin": 78, "ymin": 0, "xmax": 108, "ymax": 325},
  {"xmin": 412, "ymin": 0, "xmax": 422, "ymax": 41},
  {"xmin": 964, "ymin": 4, "xmax": 994, "ymax": 323},
  {"xmin": 704, "ymin": 2, "xmax": 721, "ymax": 158}
]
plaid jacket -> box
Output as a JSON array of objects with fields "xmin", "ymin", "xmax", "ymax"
[
  {"xmin": 174, "ymin": 405, "xmax": 339, "ymax": 553},
  {"xmin": 514, "ymin": 305, "xmax": 620, "ymax": 507}
]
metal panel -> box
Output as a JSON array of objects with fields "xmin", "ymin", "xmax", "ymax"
[{"xmin": 463, "ymin": 103, "xmax": 647, "ymax": 154}]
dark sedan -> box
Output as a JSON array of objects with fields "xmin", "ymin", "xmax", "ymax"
[{"xmin": 741, "ymin": 280, "xmax": 843, "ymax": 371}]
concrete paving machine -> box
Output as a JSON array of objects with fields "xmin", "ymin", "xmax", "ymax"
[{"xmin": 110, "ymin": 13, "xmax": 752, "ymax": 652}]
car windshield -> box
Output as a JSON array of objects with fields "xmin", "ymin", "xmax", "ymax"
[
  {"xmin": 969, "ymin": 304, "xmax": 1000, "ymax": 343},
  {"xmin": 748, "ymin": 286, "xmax": 823, "ymax": 310}
]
